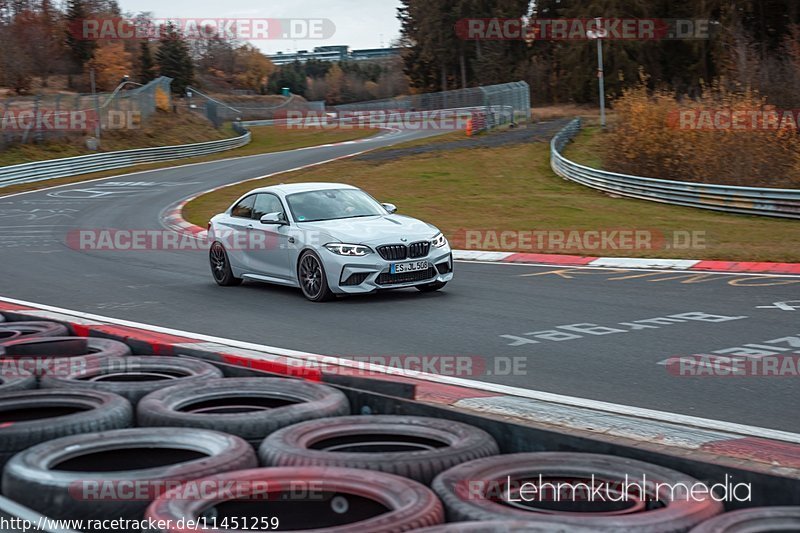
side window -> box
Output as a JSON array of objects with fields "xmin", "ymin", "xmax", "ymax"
[
  {"xmin": 231, "ymin": 195, "xmax": 255, "ymax": 218},
  {"xmin": 252, "ymin": 194, "xmax": 285, "ymax": 220}
]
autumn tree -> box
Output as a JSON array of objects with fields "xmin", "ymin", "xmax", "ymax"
[
  {"xmin": 87, "ymin": 40, "xmax": 132, "ymax": 90},
  {"xmin": 325, "ymin": 63, "xmax": 344, "ymax": 103},
  {"xmin": 232, "ymin": 44, "xmax": 274, "ymax": 93},
  {"xmin": 0, "ymin": 25, "xmax": 35, "ymax": 93}
]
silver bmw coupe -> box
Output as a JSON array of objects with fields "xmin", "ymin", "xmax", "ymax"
[{"xmin": 208, "ymin": 183, "xmax": 453, "ymax": 301}]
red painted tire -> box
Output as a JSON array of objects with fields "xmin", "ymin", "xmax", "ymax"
[
  {"xmin": 0, "ymin": 336, "xmax": 131, "ymax": 376},
  {"xmin": 259, "ymin": 415, "xmax": 499, "ymax": 484},
  {"xmin": 690, "ymin": 506, "xmax": 800, "ymax": 532},
  {"xmin": 0, "ymin": 321, "xmax": 69, "ymax": 343},
  {"xmin": 432, "ymin": 453, "xmax": 724, "ymax": 532},
  {"xmin": 146, "ymin": 466, "xmax": 445, "ymax": 532}
]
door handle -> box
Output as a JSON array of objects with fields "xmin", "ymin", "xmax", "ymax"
[
  {"xmin": 247, "ymin": 224, "xmax": 254, "ymax": 229},
  {"xmin": 288, "ymin": 237, "xmax": 296, "ymax": 244}
]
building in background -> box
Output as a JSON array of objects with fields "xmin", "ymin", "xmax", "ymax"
[{"xmin": 268, "ymin": 46, "xmax": 401, "ymax": 65}]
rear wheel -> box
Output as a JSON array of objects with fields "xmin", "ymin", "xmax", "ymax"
[
  {"xmin": 210, "ymin": 242, "xmax": 242, "ymax": 287},
  {"xmin": 417, "ymin": 281, "xmax": 447, "ymax": 293},
  {"xmin": 298, "ymin": 251, "xmax": 335, "ymax": 302}
]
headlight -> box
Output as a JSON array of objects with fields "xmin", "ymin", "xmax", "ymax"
[
  {"xmin": 431, "ymin": 233, "xmax": 448, "ymax": 248},
  {"xmin": 324, "ymin": 243, "xmax": 372, "ymax": 256}
]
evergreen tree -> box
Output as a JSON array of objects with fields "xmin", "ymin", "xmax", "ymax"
[
  {"xmin": 64, "ymin": 0, "xmax": 96, "ymax": 72},
  {"xmin": 156, "ymin": 22, "xmax": 194, "ymax": 94},
  {"xmin": 137, "ymin": 41, "xmax": 156, "ymax": 83}
]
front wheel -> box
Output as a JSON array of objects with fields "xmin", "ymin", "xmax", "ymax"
[
  {"xmin": 298, "ymin": 251, "xmax": 335, "ymax": 302},
  {"xmin": 416, "ymin": 281, "xmax": 447, "ymax": 293},
  {"xmin": 210, "ymin": 242, "xmax": 242, "ymax": 287}
]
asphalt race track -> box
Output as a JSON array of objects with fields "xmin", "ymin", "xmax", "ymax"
[{"xmin": 1, "ymin": 128, "xmax": 799, "ymax": 433}]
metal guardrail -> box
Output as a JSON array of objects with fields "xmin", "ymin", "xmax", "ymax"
[
  {"xmin": 0, "ymin": 131, "xmax": 251, "ymax": 189},
  {"xmin": 551, "ymin": 118, "xmax": 800, "ymax": 219}
]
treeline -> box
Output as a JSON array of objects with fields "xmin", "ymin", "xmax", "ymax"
[
  {"xmin": 399, "ymin": 0, "xmax": 800, "ymax": 107},
  {"xmin": 266, "ymin": 58, "xmax": 410, "ymax": 105},
  {"xmin": 0, "ymin": 0, "xmax": 273, "ymax": 94}
]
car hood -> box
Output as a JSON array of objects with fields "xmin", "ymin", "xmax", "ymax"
[{"xmin": 296, "ymin": 215, "xmax": 438, "ymax": 245}]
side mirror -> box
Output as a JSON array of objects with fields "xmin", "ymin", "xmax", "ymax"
[
  {"xmin": 260, "ymin": 212, "xmax": 286, "ymax": 225},
  {"xmin": 382, "ymin": 203, "xmax": 397, "ymax": 214}
]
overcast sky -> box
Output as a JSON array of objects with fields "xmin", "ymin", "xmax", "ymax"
[{"xmin": 120, "ymin": 0, "xmax": 404, "ymax": 54}]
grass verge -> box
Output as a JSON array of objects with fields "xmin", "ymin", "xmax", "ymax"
[
  {"xmin": 185, "ymin": 128, "xmax": 800, "ymax": 263},
  {"xmin": 0, "ymin": 126, "xmax": 376, "ymax": 197}
]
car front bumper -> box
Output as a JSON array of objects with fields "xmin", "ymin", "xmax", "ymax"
[{"xmin": 324, "ymin": 246, "xmax": 454, "ymax": 294}]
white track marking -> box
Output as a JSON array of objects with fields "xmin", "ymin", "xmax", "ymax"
[
  {"xmin": 454, "ymin": 259, "xmax": 800, "ymax": 279},
  {"xmin": 2, "ymin": 295, "xmax": 800, "ymax": 445}
]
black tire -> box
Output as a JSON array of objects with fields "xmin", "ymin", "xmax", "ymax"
[
  {"xmin": 690, "ymin": 506, "xmax": 800, "ymax": 532},
  {"xmin": 416, "ymin": 281, "xmax": 447, "ymax": 293},
  {"xmin": 137, "ymin": 377, "xmax": 350, "ymax": 445},
  {"xmin": 431, "ymin": 453, "xmax": 724, "ymax": 532},
  {"xmin": 0, "ymin": 370, "xmax": 36, "ymax": 392},
  {"xmin": 39, "ymin": 356, "xmax": 224, "ymax": 405},
  {"xmin": 298, "ymin": 250, "xmax": 335, "ymax": 302},
  {"xmin": 259, "ymin": 415, "xmax": 499, "ymax": 485},
  {"xmin": 146, "ymin": 466, "xmax": 444, "ymax": 533},
  {"xmin": 0, "ymin": 494, "xmax": 83, "ymax": 533},
  {"xmin": 416, "ymin": 521, "xmax": 591, "ymax": 532},
  {"xmin": 0, "ymin": 336, "xmax": 131, "ymax": 377},
  {"xmin": 210, "ymin": 241, "xmax": 242, "ymax": 286},
  {"xmin": 0, "ymin": 321, "xmax": 69, "ymax": 343},
  {"xmin": 0, "ymin": 389, "xmax": 133, "ymax": 470},
  {"xmin": 2, "ymin": 427, "xmax": 257, "ymax": 521}
]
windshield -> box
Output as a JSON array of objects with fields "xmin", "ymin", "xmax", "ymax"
[{"xmin": 286, "ymin": 189, "xmax": 386, "ymax": 223}]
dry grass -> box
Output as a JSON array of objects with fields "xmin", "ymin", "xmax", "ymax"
[
  {"xmin": 605, "ymin": 83, "xmax": 800, "ymax": 188},
  {"xmin": 531, "ymin": 104, "xmax": 599, "ymax": 122},
  {"xmin": 0, "ymin": 111, "xmax": 230, "ymax": 167}
]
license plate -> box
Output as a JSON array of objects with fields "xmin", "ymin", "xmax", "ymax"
[{"xmin": 391, "ymin": 260, "xmax": 429, "ymax": 274}]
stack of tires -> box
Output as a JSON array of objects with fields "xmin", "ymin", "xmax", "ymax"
[{"xmin": 0, "ymin": 313, "xmax": 797, "ymax": 532}]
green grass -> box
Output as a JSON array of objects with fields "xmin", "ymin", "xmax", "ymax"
[
  {"xmin": 233, "ymin": 126, "xmax": 375, "ymax": 155},
  {"xmin": 0, "ymin": 126, "xmax": 376, "ymax": 197},
  {"xmin": 562, "ymin": 125, "xmax": 605, "ymax": 168},
  {"xmin": 184, "ymin": 132, "xmax": 800, "ymax": 263}
]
